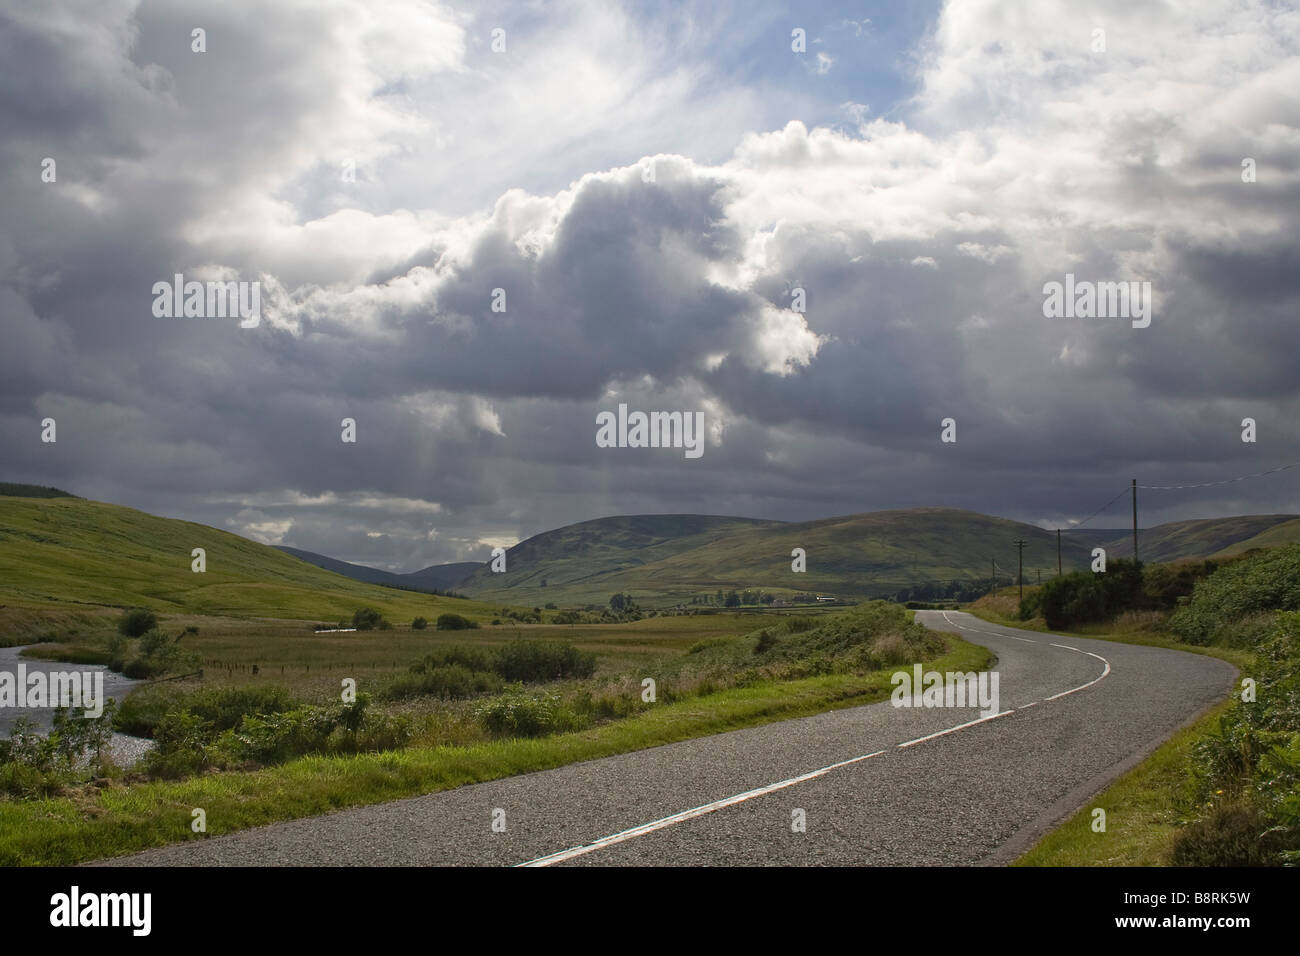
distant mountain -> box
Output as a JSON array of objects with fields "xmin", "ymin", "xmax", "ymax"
[
  {"xmin": 276, "ymin": 546, "xmax": 481, "ymax": 594},
  {"xmin": 455, "ymin": 508, "xmax": 1097, "ymax": 606}
]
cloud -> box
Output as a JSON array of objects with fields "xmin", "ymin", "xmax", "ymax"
[{"xmin": 2, "ymin": 0, "xmax": 1298, "ymax": 568}]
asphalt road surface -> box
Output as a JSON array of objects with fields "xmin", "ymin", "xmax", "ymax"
[{"xmin": 101, "ymin": 611, "xmax": 1236, "ymax": 866}]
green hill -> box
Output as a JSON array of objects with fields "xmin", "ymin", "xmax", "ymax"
[
  {"xmin": 1101, "ymin": 514, "xmax": 1298, "ymax": 563},
  {"xmin": 0, "ymin": 495, "xmax": 497, "ymax": 624},
  {"xmin": 460, "ymin": 508, "xmax": 1096, "ymax": 606},
  {"xmin": 456, "ymin": 514, "xmax": 782, "ymax": 604},
  {"xmin": 1208, "ymin": 517, "xmax": 1300, "ymax": 557}
]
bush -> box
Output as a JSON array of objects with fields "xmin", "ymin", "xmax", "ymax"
[
  {"xmin": 118, "ymin": 685, "xmax": 297, "ymax": 737},
  {"xmin": 784, "ymin": 616, "xmax": 816, "ymax": 633},
  {"xmin": 477, "ymin": 688, "xmax": 577, "ymax": 738},
  {"xmin": 493, "ymin": 640, "xmax": 596, "ymax": 682},
  {"xmin": 352, "ymin": 607, "xmax": 385, "ymax": 631},
  {"xmin": 387, "ymin": 664, "xmax": 502, "ymax": 700},
  {"xmin": 435, "ymin": 613, "xmax": 478, "ymax": 631},
  {"xmin": 138, "ymin": 628, "xmax": 172, "ymax": 657},
  {"xmin": 1170, "ymin": 545, "xmax": 1300, "ymax": 645},
  {"xmin": 1169, "ymin": 803, "xmax": 1286, "ymax": 866},
  {"xmin": 117, "ymin": 608, "xmax": 157, "ymax": 638},
  {"xmin": 754, "ymin": 630, "xmax": 776, "ymax": 654},
  {"xmin": 1033, "ymin": 559, "xmax": 1145, "ymax": 629},
  {"xmin": 143, "ymin": 710, "xmax": 213, "ymax": 778},
  {"xmin": 411, "ymin": 617, "xmax": 428, "ymax": 630}
]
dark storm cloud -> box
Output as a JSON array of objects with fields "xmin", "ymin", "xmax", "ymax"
[{"xmin": 2, "ymin": 0, "xmax": 1299, "ymax": 568}]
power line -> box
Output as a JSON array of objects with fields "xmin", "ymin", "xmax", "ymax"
[
  {"xmin": 1062, "ymin": 486, "xmax": 1131, "ymax": 531},
  {"xmin": 1137, "ymin": 460, "xmax": 1300, "ymax": 491}
]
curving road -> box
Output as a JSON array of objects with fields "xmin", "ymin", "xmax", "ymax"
[{"xmin": 100, "ymin": 612, "xmax": 1236, "ymax": 866}]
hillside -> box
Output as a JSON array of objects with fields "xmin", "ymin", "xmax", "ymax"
[
  {"xmin": 1101, "ymin": 514, "xmax": 1298, "ymax": 563},
  {"xmin": 0, "ymin": 495, "xmax": 496, "ymax": 623},
  {"xmin": 1208, "ymin": 516, "xmax": 1300, "ymax": 557},
  {"xmin": 459, "ymin": 508, "xmax": 1096, "ymax": 606},
  {"xmin": 455, "ymin": 514, "xmax": 783, "ymax": 603},
  {"xmin": 276, "ymin": 546, "xmax": 480, "ymax": 593}
]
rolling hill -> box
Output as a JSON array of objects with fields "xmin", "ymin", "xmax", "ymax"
[
  {"xmin": 456, "ymin": 508, "xmax": 1097, "ymax": 606},
  {"xmin": 0, "ymin": 493, "xmax": 497, "ymax": 625},
  {"xmin": 1100, "ymin": 514, "xmax": 1299, "ymax": 563}
]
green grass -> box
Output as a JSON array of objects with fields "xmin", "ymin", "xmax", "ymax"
[
  {"xmin": 0, "ymin": 495, "xmax": 499, "ymax": 626},
  {"xmin": 0, "ymin": 635, "xmax": 990, "ymax": 865}
]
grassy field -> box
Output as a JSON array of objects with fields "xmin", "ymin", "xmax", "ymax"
[
  {"xmin": 25, "ymin": 611, "xmax": 773, "ymax": 701},
  {"xmin": 0, "ymin": 619, "xmax": 990, "ymax": 865}
]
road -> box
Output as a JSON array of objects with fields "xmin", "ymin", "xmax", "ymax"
[{"xmin": 100, "ymin": 611, "xmax": 1236, "ymax": 866}]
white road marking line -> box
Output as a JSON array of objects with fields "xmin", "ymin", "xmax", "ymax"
[
  {"xmin": 895, "ymin": 709, "xmax": 1015, "ymax": 748},
  {"xmin": 519, "ymin": 610, "xmax": 1113, "ymax": 867},
  {"xmin": 516, "ymin": 749, "xmax": 888, "ymax": 867}
]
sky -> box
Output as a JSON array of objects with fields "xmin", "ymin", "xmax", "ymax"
[{"xmin": 2, "ymin": 0, "xmax": 1299, "ymax": 572}]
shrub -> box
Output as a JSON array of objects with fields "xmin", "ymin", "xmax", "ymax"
[
  {"xmin": 435, "ymin": 613, "xmax": 477, "ymax": 631},
  {"xmin": 493, "ymin": 640, "xmax": 596, "ymax": 682},
  {"xmin": 352, "ymin": 607, "xmax": 385, "ymax": 631},
  {"xmin": 477, "ymin": 688, "xmax": 577, "ymax": 738},
  {"xmin": 1170, "ymin": 545, "xmax": 1300, "ymax": 645},
  {"xmin": 784, "ymin": 616, "xmax": 816, "ymax": 633},
  {"xmin": 1034, "ymin": 559, "xmax": 1145, "ymax": 629},
  {"xmin": 411, "ymin": 617, "xmax": 428, "ymax": 630},
  {"xmin": 753, "ymin": 630, "xmax": 776, "ymax": 654},
  {"xmin": 387, "ymin": 664, "xmax": 502, "ymax": 700},
  {"xmin": 117, "ymin": 607, "xmax": 157, "ymax": 638},
  {"xmin": 143, "ymin": 710, "xmax": 213, "ymax": 778},
  {"xmin": 137, "ymin": 628, "xmax": 172, "ymax": 657},
  {"xmin": 1169, "ymin": 803, "xmax": 1285, "ymax": 866}
]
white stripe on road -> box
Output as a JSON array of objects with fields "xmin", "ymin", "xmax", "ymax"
[
  {"xmin": 516, "ymin": 749, "xmax": 888, "ymax": 867},
  {"xmin": 517, "ymin": 610, "xmax": 1111, "ymax": 867}
]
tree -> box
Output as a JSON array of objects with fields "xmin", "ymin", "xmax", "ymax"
[{"xmin": 118, "ymin": 608, "xmax": 157, "ymax": 637}]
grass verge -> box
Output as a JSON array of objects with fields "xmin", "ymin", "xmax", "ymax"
[{"xmin": 0, "ymin": 637, "xmax": 989, "ymax": 865}]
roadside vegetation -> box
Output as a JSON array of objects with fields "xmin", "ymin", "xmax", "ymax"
[
  {"xmin": 967, "ymin": 545, "xmax": 1300, "ymax": 866},
  {"xmin": 0, "ymin": 600, "xmax": 988, "ymax": 864}
]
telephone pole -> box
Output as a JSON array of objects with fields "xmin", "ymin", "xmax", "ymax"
[
  {"xmin": 1014, "ymin": 538, "xmax": 1027, "ymax": 601},
  {"xmin": 1037, "ymin": 568, "xmax": 1042, "ymax": 586},
  {"xmin": 1131, "ymin": 478, "xmax": 1139, "ymax": 563},
  {"xmin": 990, "ymin": 557, "xmax": 995, "ymax": 595},
  {"xmin": 1057, "ymin": 528, "xmax": 1062, "ymax": 576}
]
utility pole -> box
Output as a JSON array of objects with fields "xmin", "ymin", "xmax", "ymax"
[
  {"xmin": 1037, "ymin": 568, "xmax": 1042, "ymax": 586},
  {"xmin": 991, "ymin": 557, "xmax": 995, "ymax": 595},
  {"xmin": 1057, "ymin": 528, "xmax": 1062, "ymax": 576},
  {"xmin": 1131, "ymin": 478, "xmax": 1139, "ymax": 564},
  {"xmin": 1014, "ymin": 539, "xmax": 1027, "ymax": 602}
]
